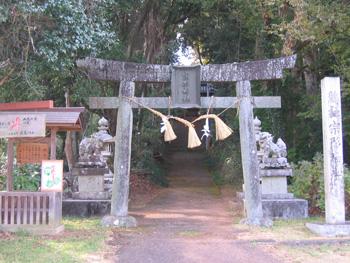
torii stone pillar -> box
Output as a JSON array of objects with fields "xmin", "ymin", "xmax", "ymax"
[
  {"xmin": 236, "ymin": 81, "xmax": 265, "ymax": 225},
  {"xmin": 102, "ymin": 81, "xmax": 137, "ymax": 227}
]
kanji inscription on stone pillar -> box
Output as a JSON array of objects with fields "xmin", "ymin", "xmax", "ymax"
[{"xmin": 321, "ymin": 77, "xmax": 345, "ymax": 224}]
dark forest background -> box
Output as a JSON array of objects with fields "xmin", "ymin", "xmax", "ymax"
[{"xmin": 0, "ymin": 0, "xmax": 349, "ymax": 170}]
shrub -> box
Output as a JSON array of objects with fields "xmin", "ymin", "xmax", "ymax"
[
  {"xmin": 133, "ymin": 147, "xmax": 168, "ymax": 187},
  {"xmin": 290, "ymin": 153, "xmax": 350, "ymax": 217},
  {"xmin": 205, "ymin": 137, "xmax": 243, "ymax": 186},
  {"xmin": 13, "ymin": 164, "xmax": 41, "ymax": 191},
  {"xmin": 0, "ymin": 153, "xmax": 6, "ymax": 190}
]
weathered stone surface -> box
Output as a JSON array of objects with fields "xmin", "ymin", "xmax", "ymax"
[
  {"xmin": 101, "ymin": 215, "xmax": 137, "ymax": 228},
  {"xmin": 171, "ymin": 65, "xmax": 201, "ymax": 108},
  {"xmin": 236, "ymin": 80, "xmax": 265, "ymax": 226},
  {"xmin": 76, "ymin": 57, "xmax": 171, "ymax": 82},
  {"xmin": 262, "ymin": 199, "xmax": 308, "ymax": 219},
  {"xmin": 261, "ymin": 177, "xmax": 288, "ymax": 195},
  {"xmin": 77, "ymin": 55, "xmax": 296, "ymax": 82},
  {"xmin": 77, "ymin": 175, "xmax": 104, "ymax": 192},
  {"xmin": 260, "ymin": 168, "xmax": 293, "ymax": 177},
  {"xmin": 261, "ymin": 193, "xmax": 294, "ymax": 199},
  {"xmin": 201, "ymin": 55, "xmax": 296, "ymax": 82},
  {"xmin": 321, "ymin": 77, "xmax": 345, "ymax": 224},
  {"xmin": 254, "ymin": 117, "xmax": 290, "ymax": 169},
  {"xmin": 237, "ymin": 192, "xmax": 294, "ymax": 200},
  {"xmin": 111, "ymin": 81, "xmax": 135, "ymax": 218},
  {"xmin": 71, "ymin": 167, "xmax": 109, "ymax": 176},
  {"xmin": 237, "ymin": 192, "xmax": 308, "ymax": 219},
  {"xmin": 77, "ymin": 117, "xmax": 113, "ymax": 168},
  {"xmin": 89, "ymin": 96, "xmax": 281, "ymax": 109},
  {"xmin": 72, "ymin": 191, "xmax": 109, "ymax": 200},
  {"xmin": 306, "ymin": 222, "xmax": 350, "ymax": 237}
]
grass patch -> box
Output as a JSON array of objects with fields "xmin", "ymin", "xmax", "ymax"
[
  {"xmin": 0, "ymin": 217, "xmax": 108, "ymax": 263},
  {"xmin": 232, "ymin": 216, "xmax": 350, "ymax": 263},
  {"xmin": 235, "ymin": 217, "xmax": 325, "ymax": 242},
  {"xmin": 282, "ymin": 243, "xmax": 350, "ymax": 263}
]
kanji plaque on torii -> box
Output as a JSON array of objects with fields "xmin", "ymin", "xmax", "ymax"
[
  {"xmin": 171, "ymin": 65, "xmax": 201, "ymax": 108},
  {"xmin": 77, "ymin": 55, "xmax": 296, "ymax": 227}
]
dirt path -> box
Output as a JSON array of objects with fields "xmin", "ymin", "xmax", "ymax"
[{"xmin": 115, "ymin": 152, "xmax": 281, "ymax": 263}]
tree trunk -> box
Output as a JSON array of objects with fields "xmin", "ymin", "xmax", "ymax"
[
  {"xmin": 303, "ymin": 49, "xmax": 318, "ymax": 95},
  {"xmin": 64, "ymin": 90, "xmax": 75, "ymax": 170}
]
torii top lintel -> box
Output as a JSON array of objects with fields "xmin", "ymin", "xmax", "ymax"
[{"xmin": 76, "ymin": 55, "xmax": 296, "ymax": 83}]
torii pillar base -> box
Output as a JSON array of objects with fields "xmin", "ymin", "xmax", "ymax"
[{"xmin": 101, "ymin": 215, "xmax": 137, "ymax": 228}]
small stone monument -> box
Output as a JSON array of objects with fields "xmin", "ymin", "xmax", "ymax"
[
  {"xmin": 72, "ymin": 117, "xmax": 114, "ymax": 200},
  {"xmin": 254, "ymin": 117, "xmax": 308, "ymax": 219}
]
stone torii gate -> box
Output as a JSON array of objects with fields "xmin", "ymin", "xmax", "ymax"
[{"xmin": 77, "ymin": 55, "xmax": 296, "ymax": 227}]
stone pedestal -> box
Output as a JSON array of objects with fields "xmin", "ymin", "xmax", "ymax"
[
  {"xmin": 239, "ymin": 168, "xmax": 308, "ymax": 219},
  {"xmin": 306, "ymin": 222, "xmax": 350, "ymax": 237},
  {"xmin": 260, "ymin": 168, "xmax": 291, "ymax": 197},
  {"xmin": 71, "ymin": 167, "xmax": 110, "ymax": 200},
  {"xmin": 260, "ymin": 168, "xmax": 308, "ymax": 219},
  {"xmin": 101, "ymin": 215, "xmax": 137, "ymax": 228}
]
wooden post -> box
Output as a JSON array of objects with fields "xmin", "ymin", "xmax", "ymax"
[
  {"xmin": 6, "ymin": 138, "xmax": 14, "ymax": 191},
  {"xmin": 50, "ymin": 128, "xmax": 57, "ymax": 160},
  {"xmin": 107, "ymin": 81, "xmax": 137, "ymax": 227},
  {"xmin": 236, "ymin": 81, "xmax": 266, "ymax": 226}
]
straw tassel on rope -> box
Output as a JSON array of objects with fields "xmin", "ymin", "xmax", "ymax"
[
  {"xmin": 193, "ymin": 114, "xmax": 233, "ymax": 141},
  {"xmin": 170, "ymin": 116, "xmax": 201, "ymax": 148},
  {"xmin": 124, "ymin": 97, "xmax": 177, "ymax": 142},
  {"xmin": 161, "ymin": 116, "xmax": 177, "ymax": 142}
]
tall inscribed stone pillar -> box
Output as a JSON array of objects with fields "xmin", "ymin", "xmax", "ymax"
[{"xmin": 306, "ymin": 77, "xmax": 350, "ymax": 237}]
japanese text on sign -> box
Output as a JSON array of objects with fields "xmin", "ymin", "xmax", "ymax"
[{"xmin": 0, "ymin": 113, "xmax": 46, "ymax": 138}]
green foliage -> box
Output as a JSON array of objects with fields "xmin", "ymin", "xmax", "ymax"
[
  {"xmin": 0, "ymin": 152, "xmax": 6, "ymax": 190},
  {"xmin": 23, "ymin": 0, "xmax": 115, "ymax": 70},
  {"xmin": 132, "ymin": 111, "xmax": 169, "ymax": 187},
  {"xmin": 13, "ymin": 164, "xmax": 41, "ymax": 191},
  {"xmin": 133, "ymin": 148, "xmax": 168, "ymax": 187},
  {"xmin": 205, "ymin": 134, "xmax": 243, "ymax": 186},
  {"xmin": 0, "ymin": 0, "xmax": 118, "ymax": 106},
  {"xmin": 291, "ymin": 153, "xmax": 350, "ymax": 216}
]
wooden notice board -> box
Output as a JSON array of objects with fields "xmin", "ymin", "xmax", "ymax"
[
  {"xmin": 41, "ymin": 160, "xmax": 63, "ymax": 192},
  {"xmin": 17, "ymin": 143, "xmax": 49, "ymax": 164},
  {"xmin": 0, "ymin": 113, "xmax": 46, "ymax": 138}
]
